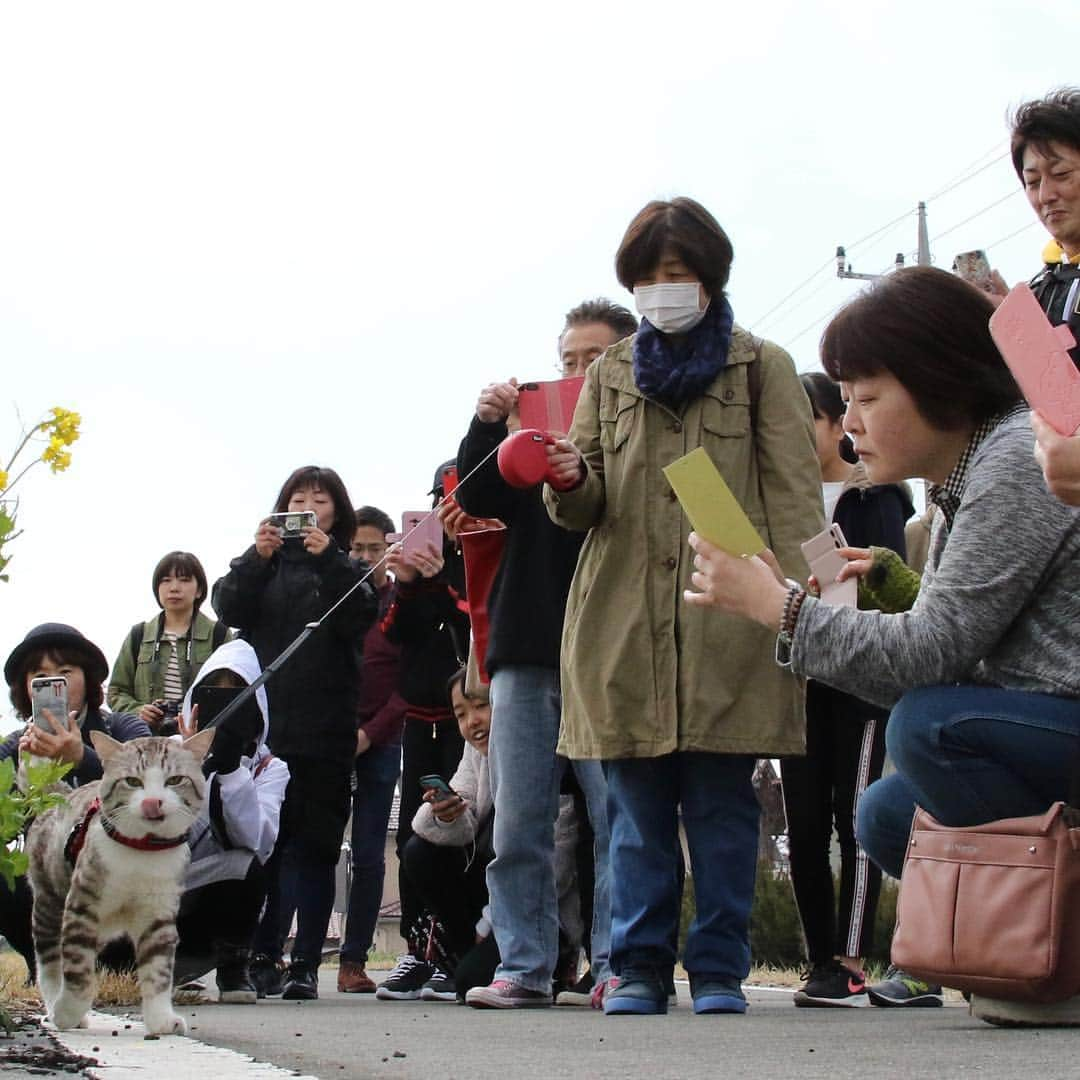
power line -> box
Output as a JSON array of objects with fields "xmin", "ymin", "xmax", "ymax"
[
  {"xmin": 749, "ymin": 255, "xmax": 836, "ymax": 328},
  {"xmin": 928, "ymin": 189, "xmax": 1023, "ymax": 244},
  {"xmin": 983, "ymin": 218, "xmax": 1040, "ymax": 251},
  {"xmin": 750, "ymin": 209, "xmax": 914, "ymax": 328},
  {"xmin": 782, "ymin": 297, "xmax": 850, "ymax": 354},
  {"xmin": 926, "ymin": 150, "xmax": 1009, "ymax": 202}
]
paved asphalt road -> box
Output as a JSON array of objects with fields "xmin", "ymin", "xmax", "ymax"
[{"xmin": 167, "ymin": 974, "xmax": 1079, "ymax": 1080}]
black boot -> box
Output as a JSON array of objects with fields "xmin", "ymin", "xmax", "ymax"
[
  {"xmin": 282, "ymin": 960, "xmax": 319, "ymax": 1000},
  {"xmin": 215, "ymin": 943, "xmax": 257, "ymax": 1004}
]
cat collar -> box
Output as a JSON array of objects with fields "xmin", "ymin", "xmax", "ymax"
[{"xmin": 64, "ymin": 798, "xmax": 188, "ymax": 865}]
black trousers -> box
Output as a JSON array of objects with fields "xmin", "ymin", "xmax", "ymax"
[
  {"xmin": 781, "ymin": 681, "xmax": 888, "ymax": 965},
  {"xmin": 401, "ymin": 833, "xmax": 490, "ymax": 964},
  {"xmin": 396, "ymin": 717, "xmax": 464, "ymax": 944},
  {"xmin": 254, "ymin": 755, "xmax": 351, "ymax": 967}
]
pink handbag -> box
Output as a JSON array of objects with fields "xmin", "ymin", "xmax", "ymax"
[{"xmin": 891, "ymin": 802, "xmax": 1080, "ymax": 1003}]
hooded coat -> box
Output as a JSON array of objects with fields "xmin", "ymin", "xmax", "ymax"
[
  {"xmin": 180, "ymin": 639, "xmax": 289, "ymax": 891},
  {"xmin": 543, "ymin": 327, "xmax": 824, "ymax": 760}
]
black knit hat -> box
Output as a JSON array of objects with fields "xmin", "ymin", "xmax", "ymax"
[{"xmin": 4, "ymin": 624, "xmax": 109, "ymax": 689}]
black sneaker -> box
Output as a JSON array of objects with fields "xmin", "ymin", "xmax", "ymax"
[
  {"xmin": 867, "ymin": 965, "xmax": 943, "ymax": 1007},
  {"xmin": 793, "ymin": 960, "xmax": 869, "ymax": 1008},
  {"xmin": 420, "ymin": 967, "xmax": 457, "ymax": 1002},
  {"xmin": 282, "ymin": 962, "xmax": 319, "ymax": 1000},
  {"xmin": 375, "ymin": 955, "xmax": 434, "ymax": 1000},
  {"xmin": 249, "ymin": 953, "xmax": 285, "ymax": 998},
  {"xmin": 215, "ymin": 946, "xmax": 257, "ymax": 1005}
]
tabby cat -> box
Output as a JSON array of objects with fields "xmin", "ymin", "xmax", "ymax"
[{"xmin": 26, "ymin": 729, "xmax": 214, "ymax": 1035}]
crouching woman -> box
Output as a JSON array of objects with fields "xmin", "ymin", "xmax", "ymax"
[{"xmin": 685, "ymin": 267, "xmax": 1080, "ymax": 1027}]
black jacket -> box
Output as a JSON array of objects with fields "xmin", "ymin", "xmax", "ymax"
[
  {"xmin": 455, "ymin": 415, "xmax": 585, "ymax": 674},
  {"xmin": 381, "ymin": 546, "xmax": 470, "ymax": 721},
  {"xmin": 212, "ymin": 539, "xmax": 377, "ymax": 762},
  {"xmin": 1030, "ymin": 260, "xmax": 1080, "ymax": 368},
  {"xmin": 831, "ymin": 467, "xmax": 914, "ymax": 560},
  {"xmin": 0, "ymin": 707, "xmax": 150, "ymax": 787}
]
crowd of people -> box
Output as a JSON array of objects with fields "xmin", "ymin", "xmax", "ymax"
[{"xmin": 2, "ymin": 86, "xmax": 1080, "ymax": 1029}]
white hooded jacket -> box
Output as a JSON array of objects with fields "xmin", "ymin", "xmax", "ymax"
[{"xmin": 180, "ymin": 639, "xmax": 289, "ymax": 891}]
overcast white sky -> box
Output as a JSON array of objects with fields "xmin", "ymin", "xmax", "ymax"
[{"xmin": 1, "ymin": 0, "xmax": 1075, "ymax": 725}]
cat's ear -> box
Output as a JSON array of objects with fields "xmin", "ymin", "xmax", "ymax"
[
  {"xmin": 89, "ymin": 730, "xmax": 124, "ymax": 761},
  {"xmin": 180, "ymin": 727, "xmax": 216, "ymax": 762}
]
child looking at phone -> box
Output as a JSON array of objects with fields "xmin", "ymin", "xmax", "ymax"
[
  {"xmin": 212, "ymin": 466, "xmax": 378, "ymax": 1001},
  {"xmin": 378, "ymin": 668, "xmax": 496, "ymax": 1003},
  {"xmin": 782, "ymin": 375, "xmax": 915, "ymax": 1009}
]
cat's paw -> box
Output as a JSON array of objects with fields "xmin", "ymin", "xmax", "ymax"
[
  {"xmin": 143, "ymin": 1009, "xmax": 187, "ymax": 1037},
  {"xmin": 49, "ymin": 996, "xmax": 89, "ymax": 1031}
]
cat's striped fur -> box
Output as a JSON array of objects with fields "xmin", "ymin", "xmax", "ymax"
[{"xmin": 26, "ymin": 729, "xmax": 214, "ymax": 1035}]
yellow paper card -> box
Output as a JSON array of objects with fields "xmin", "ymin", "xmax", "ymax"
[{"xmin": 663, "ymin": 447, "xmax": 765, "ymax": 558}]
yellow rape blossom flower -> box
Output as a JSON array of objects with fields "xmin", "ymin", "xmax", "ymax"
[{"xmin": 0, "ymin": 470, "xmax": 7, "ymax": 492}]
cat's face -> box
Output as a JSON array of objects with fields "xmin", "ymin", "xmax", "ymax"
[{"xmin": 91, "ymin": 732, "xmax": 213, "ymax": 840}]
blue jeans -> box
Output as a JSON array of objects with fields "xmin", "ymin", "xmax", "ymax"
[
  {"xmin": 341, "ymin": 742, "xmax": 401, "ymax": 963},
  {"xmin": 487, "ymin": 665, "xmax": 611, "ymax": 992},
  {"xmin": 856, "ymin": 685, "xmax": 1080, "ymax": 878},
  {"xmin": 603, "ymin": 752, "xmax": 759, "ymax": 983}
]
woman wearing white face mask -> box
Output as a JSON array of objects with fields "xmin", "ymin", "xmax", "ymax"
[{"xmin": 543, "ymin": 197, "xmax": 823, "ymax": 1016}]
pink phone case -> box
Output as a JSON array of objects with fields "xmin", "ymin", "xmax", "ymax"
[
  {"xmin": 800, "ymin": 524, "xmax": 857, "ymax": 608},
  {"xmin": 401, "ymin": 510, "xmax": 444, "ymax": 559},
  {"xmin": 518, "ymin": 378, "xmax": 586, "ymax": 434},
  {"xmin": 989, "ymin": 284, "xmax": 1080, "ymax": 435}
]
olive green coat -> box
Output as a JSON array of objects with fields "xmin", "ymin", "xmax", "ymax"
[
  {"xmin": 106, "ymin": 610, "xmax": 230, "ymax": 714},
  {"xmin": 544, "ymin": 327, "xmax": 824, "ymax": 760}
]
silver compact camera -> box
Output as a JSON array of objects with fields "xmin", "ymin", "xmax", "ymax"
[{"xmin": 266, "ymin": 510, "xmax": 317, "ymax": 538}]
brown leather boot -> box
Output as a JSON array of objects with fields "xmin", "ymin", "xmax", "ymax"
[{"xmin": 337, "ymin": 959, "xmax": 377, "ymax": 993}]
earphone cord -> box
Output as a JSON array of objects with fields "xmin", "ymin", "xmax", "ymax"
[{"xmin": 203, "ymin": 442, "xmax": 504, "ymax": 732}]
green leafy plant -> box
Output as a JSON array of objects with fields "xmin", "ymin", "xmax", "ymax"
[
  {"xmin": 0, "ymin": 756, "xmax": 72, "ymax": 892},
  {"xmin": 0, "ymin": 406, "xmax": 81, "ymax": 582}
]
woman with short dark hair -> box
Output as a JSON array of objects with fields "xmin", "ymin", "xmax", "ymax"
[
  {"xmin": 107, "ymin": 551, "xmax": 230, "ymax": 732},
  {"xmin": 543, "ymin": 197, "xmax": 824, "ymax": 1015},
  {"xmin": 686, "ymin": 267, "xmax": 1080, "ymax": 1027},
  {"xmin": 212, "ymin": 465, "xmax": 378, "ymax": 1001}
]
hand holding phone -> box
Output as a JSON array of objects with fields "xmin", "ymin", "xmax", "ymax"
[
  {"xmin": 801, "ymin": 524, "xmax": 858, "ymax": 607},
  {"xmin": 401, "ymin": 511, "xmax": 445, "ymax": 563},
  {"xmin": 420, "ymin": 774, "xmax": 465, "ymax": 823},
  {"xmin": 31, "ymin": 676, "xmax": 69, "ymax": 733}
]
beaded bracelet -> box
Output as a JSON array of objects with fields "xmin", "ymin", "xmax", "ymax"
[{"xmin": 775, "ymin": 582, "xmax": 808, "ymax": 668}]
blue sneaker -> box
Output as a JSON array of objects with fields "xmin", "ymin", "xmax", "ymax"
[
  {"xmin": 603, "ymin": 972, "xmax": 668, "ymax": 1016},
  {"xmin": 690, "ymin": 977, "xmax": 747, "ymax": 1015}
]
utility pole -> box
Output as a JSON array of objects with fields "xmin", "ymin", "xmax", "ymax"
[{"xmin": 835, "ymin": 201, "xmax": 930, "ymax": 280}]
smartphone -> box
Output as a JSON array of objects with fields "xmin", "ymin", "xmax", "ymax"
[
  {"xmin": 518, "ymin": 378, "xmax": 586, "ymax": 434},
  {"xmin": 800, "ymin": 524, "xmax": 857, "ymax": 607},
  {"xmin": 30, "ymin": 676, "xmax": 68, "ymax": 732},
  {"xmin": 442, "ymin": 465, "xmax": 459, "ymax": 498},
  {"xmin": 401, "ymin": 510, "xmax": 444, "ymax": 560},
  {"xmin": 190, "ymin": 684, "xmax": 243, "ymax": 730},
  {"xmin": 419, "ymin": 774, "xmax": 458, "ymax": 799},
  {"xmin": 266, "ymin": 510, "xmax": 317, "ymax": 538},
  {"xmin": 953, "ymin": 249, "xmax": 992, "ymax": 290}
]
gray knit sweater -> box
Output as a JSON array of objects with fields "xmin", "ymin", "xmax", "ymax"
[{"xmin": 790, "ymin": 410, "xmax": 1080, "ymax": 708}]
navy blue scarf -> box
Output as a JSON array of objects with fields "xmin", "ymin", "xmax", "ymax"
[{"xmin": 632, "ymin": 295, "xmax": 735, "ymax": 410}]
